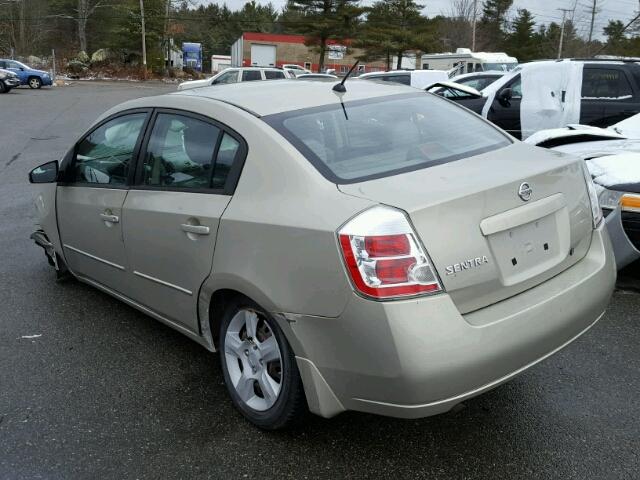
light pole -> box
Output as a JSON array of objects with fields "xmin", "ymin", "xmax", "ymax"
[{"xmin": 140, "ymin": 0, "xmax": 147, "ymax": 69}]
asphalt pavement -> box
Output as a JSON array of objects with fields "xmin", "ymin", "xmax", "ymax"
[{"xmin": 0, "ymin": 82, "xmax": 639, "ymax": 479}]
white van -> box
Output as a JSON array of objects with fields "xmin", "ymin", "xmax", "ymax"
[{"xmin": 421, "ymin": 48, "xmax": 518, "ymax": 76}]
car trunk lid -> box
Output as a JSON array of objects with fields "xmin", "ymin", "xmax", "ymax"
[{"xmin": 338, "ymin": 142, "xmax": 594, "ymax": 313}]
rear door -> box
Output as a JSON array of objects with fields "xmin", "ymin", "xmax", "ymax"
[
  {"xmin": 581, "ymin": 65, "xmax": 640, "ymax": 126},
  {"xmin": 56, "ymin": 110, "xmax": 150, "ymax": 292},
  {"xmin": 122, "ymin": 110, "xmax": 246, "ymax": 332}
]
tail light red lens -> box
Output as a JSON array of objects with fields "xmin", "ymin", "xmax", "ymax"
[
  {"xmin": 338, "ymin": 206, "xmax": 442, "ymax": 300},
  {"xmin": 365, "ymin": 234, "xmax": 410, "ymax": 257}
]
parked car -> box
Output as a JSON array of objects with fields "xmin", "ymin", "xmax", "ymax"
[
  {"xmin": 359, "ymin": 69, "xmax": 449, "ymax": 89},
  {"xmin": 448, "ymin": 71, "xmax": 505, "ymax": 91},
  {"xmin": 282, "ymin": 64, "xmax": 311, "ymax": 76},
  {"xmin": 0, "ymin": 68, "xmax": 20, "ymax": 93},
  {"xmin": 0, "ymin": 59, "xmax": 52, "ymax": 89},
  {"xmin": 30, "ymin": 80, "xmax": 615, "ymax": 429},
  {"xmin": 526, "ymin": 114, "xmax": 640, "ymax": 269},
  {"xmin": 296, "ymin": 73, "xmax": 338, "ymax": 80},
  {"xmin": 177, "ymin": 67, "xmax": 293, "ymax": 91},
  {"xmin": 442, "ymin": 59, "xmax": 640, "ymax": 139}
]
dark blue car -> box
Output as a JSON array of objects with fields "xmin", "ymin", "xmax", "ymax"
[{"xmin": 0, "ymin": 59, "xmax": 52, "ymax": 89}]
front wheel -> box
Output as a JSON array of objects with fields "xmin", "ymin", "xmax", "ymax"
[
  {"xmin": 28, "ymin": 77, "xmax": 42, "ymax": 89},
  {"xmin": 219, "ymin": 300, "xmax": 307, "ymax": 429}
]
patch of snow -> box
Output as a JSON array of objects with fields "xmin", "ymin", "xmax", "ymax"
[
  {"xmin": 587, "ymin": 153, "xmax": 640, "ymax": 187},
  {"xmin": 582, "ymin": 95, "xmax": 633, "ymax": 100},
  {"xmin": 611, "ymin": 113, "xmax": 640, "ymax": 138},
  {"xmin": 20, "ymin": 334, "xmax": 42, "ymax": 339}
]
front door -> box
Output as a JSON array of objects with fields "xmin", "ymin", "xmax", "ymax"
[
  {"xmin": 122, "ymin": 110, "xmax": 245, "ymax": 332},
  {"xmin": 487, "ymin": 75, "xmax": 522, "ymax": 138},
  {"xmin": 56, "ymin": 111, "xmax": 149, "ymax": 293}
]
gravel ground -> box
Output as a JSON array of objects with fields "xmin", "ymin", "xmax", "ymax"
[{"xmin": 0, "ymin": 82, "xmax": 638, "ymax": 479}]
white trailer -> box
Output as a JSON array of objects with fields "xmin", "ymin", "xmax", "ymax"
[
  {"xmin": 421, "ymin": 48, "xmax": 517, "ymax": 76},
  {"xmin": 211, "ymin": 54, "xmax": 231, "ymax": 73}
]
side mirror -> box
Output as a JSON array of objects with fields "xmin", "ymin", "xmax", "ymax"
[
  {"xmin": 29, "ymin": 160, "xmax": 58, "ymax": 184},
  {"xmin": 19, "ymin": 67, "xmax": 25, "ymax": 71},
  {"xmin": 498, "ymin": 87, "xmax": 513, "ymax": 103}
]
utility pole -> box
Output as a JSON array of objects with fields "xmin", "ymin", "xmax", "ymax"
[
  {"xmin": 140, "ymin": 0, "xmax": 147, "ymax": 69},
  {"xmin": 471, "ymin": 0, "xmax": 478, "ymax": 51},
  {"xmin": 587, "ymin": 0, "xmax": 598, "ymax": 54},
  {"xmin": 557, "ymin": 8, "xmax": 573, "ymax": 59}
]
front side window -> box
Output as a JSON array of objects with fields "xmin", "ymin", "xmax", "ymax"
[
  {"xmin": 582, "ymin": 68, "xmax": 633, "ymax": 99},
  {"xmin": 142, "ymin": 113, "xmax": 220, "ymax": 189},
  {"xmin": 214, "ymin": 70, "xmax": 238, "ymax": 84},
  {"xmin": 242, "ymin": 70, "xmax": 262, "ymax": 81},
  {"xmin": 509, "ymin": 77, "xmax": 523, "ymax": 98},
  {"xmin": 265, "ymin": 93, "xmax": 511, "ymax": 183},
  {"xmin": 72, "ymin": 113, "xmax": 146, "ymax": 185},
  {"xmin": 458, "ymin": 76, "xmax": 498, "ymax": 91}
]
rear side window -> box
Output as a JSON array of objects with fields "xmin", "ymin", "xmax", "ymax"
[
  {"xmin": 265, "ymin": 93, "xmax": 511, "ymax": 183},
  {"xmin": 265, "ymin": 70, "xmax": 285, "ymax": 80},
  {"xmin": 383, "ymin": 74, "xmax": 410, "ymax": 85},
  {"xmin": 212, "ymin": 133, "xmax": 241, "ymax": 189},
  {"xmin": 72, "ymin": 113, "xmax": 146, "ymax": 185},
  {"xmin": 242, "ymin": 70, "xmax": 262, "ymax": 82},
  {"xmin": 142, "ymin": 113, "xmax": 220, "ymax": 189},
  {"xmin": 582, "ymin": 68, "xmax": 633, "ymax": 99}
]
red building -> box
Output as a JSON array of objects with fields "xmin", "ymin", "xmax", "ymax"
[{"xmin": 230, "ymin": 32, "xmax": 387, "ymax": 74}]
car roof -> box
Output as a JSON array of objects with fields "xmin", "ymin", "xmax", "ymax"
[{"xmin": 171, "ymin": 79, "xmax": 416, "ymax": 116}]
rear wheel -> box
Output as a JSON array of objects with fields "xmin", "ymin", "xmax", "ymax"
[
  {"xmin": 219, "ymin": 300, "xmax": 307, "ymax": 429},
  {"xmin": 28, "ymin": 77, "xmax": 42, "ymax": 89}
]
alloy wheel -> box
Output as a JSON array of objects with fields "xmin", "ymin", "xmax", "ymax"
[{"xmin": 224, "ymin": 309, "xmax": 283, "ymax": 411}]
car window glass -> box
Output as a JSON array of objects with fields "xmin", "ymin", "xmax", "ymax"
[
  {"xmin": 212, "ymin": 133, "xmax": 240, "ymax": 189},
  {"xmin": 143, "ymin": 113, "xmax": 220, "ymax": 189},
  {"xmin": 582, "ymin": 68, "xmax": 633, "ymax": 98},
  {"xmin": 268, "ymin": 93, "xmax": 511, "ymax": 182},
  {"xmin": 73, "ymin": 113, "xmax": 146, "ymax": 185},
  {"xmin": 215, "ymin": 71, "xmax": 237, "ymax": 84},
  {"xmin": 384, "ymin": 75, "xmax": 410, "ymax": 85},
  {"xmin": 510, "ymin": 77, "xmax": 522, "ymax": 98},
  {"xmin": 265, "ymin": 70, "xmax": 285, "ymax": 80},
  {"xmin": 242, "ymin": 70, "xmax": 262, "ymax": 81},
  {"xmin": 0, "ymin": 61, "xmax": 6, "ymax": 68},
  {"xmin": 9, "ymin": 61, "xmax": 20, "ymax": 69},
  {"xmin": 458, "ymin": 76, "xmax": 496, "ymax": 91}
]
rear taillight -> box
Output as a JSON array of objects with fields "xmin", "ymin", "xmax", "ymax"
[{"xmin": 338, "ymin": 206, "xmax": 442, "ymax": 299}]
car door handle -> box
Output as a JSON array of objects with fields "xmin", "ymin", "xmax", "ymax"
[
  {"xmin": 99, "ymin": 213, "xmax": 119, "ymax": 223},
  {"xmin": 181, "ymin": 224, "xmax": 210, "ymax": 235}
]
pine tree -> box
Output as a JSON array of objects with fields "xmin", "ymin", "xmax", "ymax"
[
  {"xmin": 288, "ymin": 0, "xmax": 363, "ymax": 72},
  {"xmin": 479, "ymin": 0, "xmax": 513, "ymax": 49},
  {"xmin": 357, "ymin": 0, "xmax": 429, "ymax": 70},
  {"xmin": 508, "ymin": 9, "xmax": 537, "ymax": 61}
]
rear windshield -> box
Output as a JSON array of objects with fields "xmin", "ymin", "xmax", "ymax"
[{"xmin": 264, "ymin": 93, "xmax": 511, "ymax": 183}]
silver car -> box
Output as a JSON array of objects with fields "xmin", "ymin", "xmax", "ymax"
[{"xmin": 29, "ymin": 80, "xmax": 616, "ymax": 429}]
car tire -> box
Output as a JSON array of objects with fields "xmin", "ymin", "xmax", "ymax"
[
  {"xmin": 28, "ymin": 77, "xmax": 42, "ymax": 89},
  {"xmin": 0, "ymin": 81, "xmax": 7, "ymax": 93},
  {"xmin": 219, "ymin": 298, "xmax": 307, "ymax": 430}
]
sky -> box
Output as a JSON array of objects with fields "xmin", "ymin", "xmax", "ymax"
[{"xmin": 197, "ymin": 0, "xmax": 639, "ymax": 40}]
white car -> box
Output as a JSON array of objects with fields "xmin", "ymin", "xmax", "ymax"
[
  {"xmin": 526, "ymin": 114, "xmax": 640, "ymax": 269},
  {"xmin": 359, "ymin": 69, "xmax": 449, "ymax": 89},
  {"xmin": 282, "ymin": 64, "xmax": 312, "ymax": 77},
  {"xmin": 178, "ymin": 67, "xmax": 292, "ymax": 91}
]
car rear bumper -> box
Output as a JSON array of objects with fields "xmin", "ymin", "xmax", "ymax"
[
  {"xmin": 282, "ymin": 223, "xmax": 616, "ymax": 418},
  {"xmin": 4, "ymin": 79, "xmax": 20, "ymax": 88}
]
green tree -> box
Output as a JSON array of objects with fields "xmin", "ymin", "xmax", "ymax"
[
  {"xmin": 288, "ymin": 0, "xmax": 363, "ymax": 72},
  {"xmin": 508, "ymin": 9, "xmax": 537, "ymax": 61},
  {"xmin": 479, "ymin": 0, "xmax": 513, "ymax": 49},
  {"xmin": 603, "ymin": 20, "xmax": 629, "ymax": 55}
]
